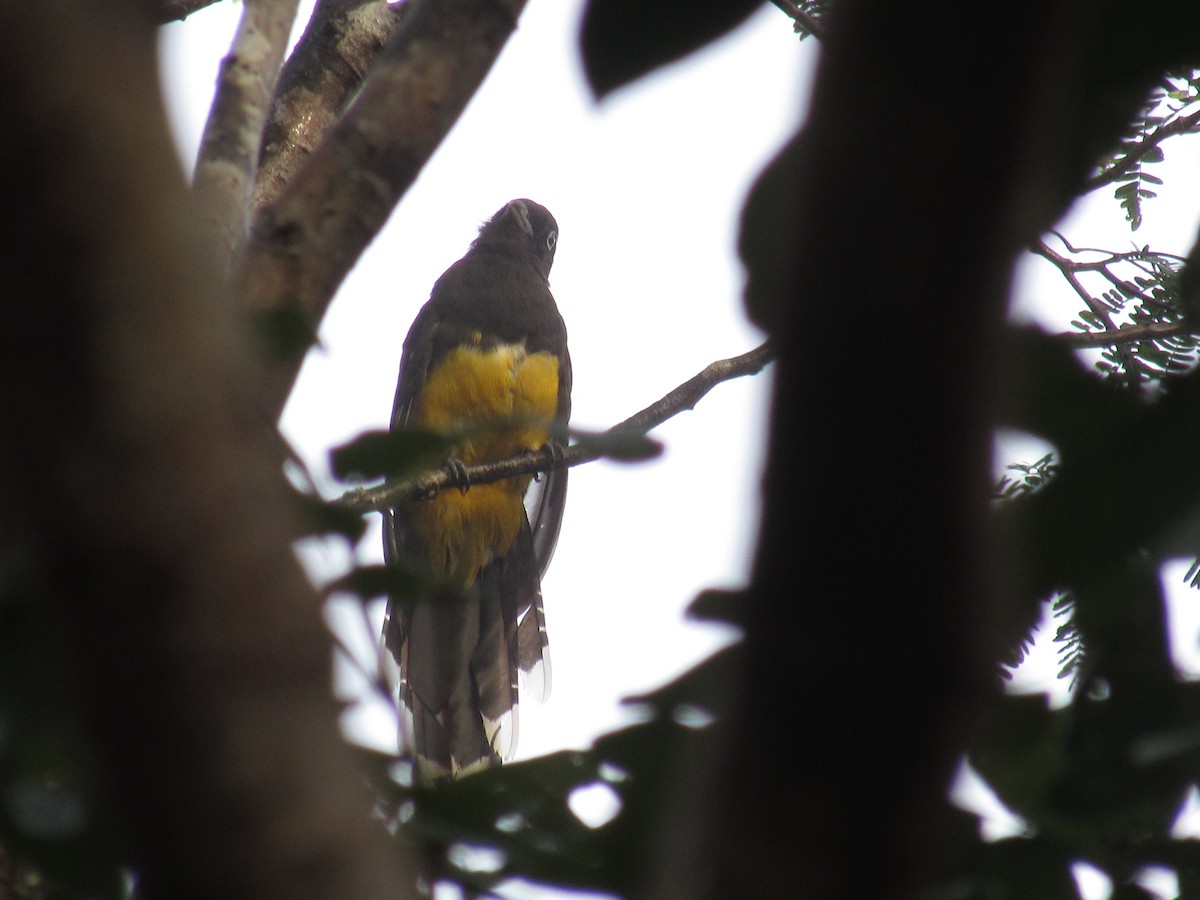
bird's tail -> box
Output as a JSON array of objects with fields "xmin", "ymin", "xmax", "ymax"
[{"xmin": 388, "ymin": 519, "xmax": 551, "ymax": 779}]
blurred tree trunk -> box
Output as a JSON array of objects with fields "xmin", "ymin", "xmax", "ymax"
[
  {"xmin": 665, "ymin": 1, "xmax": 1200, "ymax": 898},
  {"xmin": 0, "ymin": 2, "xmax": 414, "ymax": 898}
]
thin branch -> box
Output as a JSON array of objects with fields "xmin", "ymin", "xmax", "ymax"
[
  {"xmin": 614, "ymin": 340, "xmax": 774, "ymax": 433},
  {"xmin": 1087, "ymin": 107, "xmax": 1200, "ymax": 192},
  {"xmin": 769, "ymin": 0, "xmax": 825, "ymax": 39},
  {"xmin": 1096, "ymin": 265, "xmax": 1162, "ymax": 311},
  {"xmin": 1033, "ymin": 237, "xmax": 1158, "ymax": 378},
  {"xmin": 338, "ymin": 342, "xmax": 774, "ymax": 513},
  {"xmin": 253, "ymin": 0, "xmax": 410, "ymax": 210},
  {"xmin": 240, "ymin": 0, "xmax": 528, "ymax": 416},
  {"xmin": 1042, "ymin": 232, "xmax": 1187, "ymax": 271},
  {"xmin": 1033, "ymin": 239, "xmax": 1119, "ymax": 325},
  {"xmin": 1058, "ymin": 320, "xmax": 1195, "ymax": 348},
  {"xmin": 193, "ymin": 0, "xmax": 300, "ymax": 269},
  {"xmin": 151, "ymin": 0, "xmax": 224, "ymax": 23},
  {"xmin": 1036, "ymin": 236, "xmax": 1200, "ymax": 348}
]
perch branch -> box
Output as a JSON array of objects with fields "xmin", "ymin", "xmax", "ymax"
[{"xmin": 339, "ymin": 341, "xmax": 774, "ymax": 513}]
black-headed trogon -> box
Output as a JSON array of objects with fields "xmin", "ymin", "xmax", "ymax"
[{"xmin": 382, "ymin": 199, "xmax": 570, "ymax": 778}]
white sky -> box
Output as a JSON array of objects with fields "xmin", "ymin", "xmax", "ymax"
[{"xmin": 159, "ymin": 7, "xmax": 1200, "ymax": 898}]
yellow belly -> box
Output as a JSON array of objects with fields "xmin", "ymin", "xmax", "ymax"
[{"xmin": 409, "ymin": 342, "xmax": 560, "ymax": 585}]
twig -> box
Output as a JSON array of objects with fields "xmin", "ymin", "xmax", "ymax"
[
  {"xmin": 1034, "ymin": 238, "xmax": 1176, "ymax": 374},
  {"xmin": 1087, "ymin": 108, "xmax": 1200, "ymax": 192},
  {"xmin": 1033, "ymin": 239, "xmax": 1120, "ymax": 326},
  {"xmin": 769, "ymin": 0, "xmax": 824, "ymax": 39},
  {"xmin": 151, "ymin": 0, "xmax": 224, "ymax": 23},
  {"xmin": 1057, "ymin": 320, "xmax": 1195, "ymax": 348},
  {"xmin": 1041, "ymin": 233, "xmax": 1187, "ymax": 271},
  {"xmin": 1036, "ymin": 238, "xmax": 1200, "ymax": 349},
  {"xmin": 338, "ymin": 342, "xmax": 774, "ymax": 513}
]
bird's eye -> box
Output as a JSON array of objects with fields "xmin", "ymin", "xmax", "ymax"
[{"xmin": 546, "ymin": 231, "xmax": 558, "ymax": 253}]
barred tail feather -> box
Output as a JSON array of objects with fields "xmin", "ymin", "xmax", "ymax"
[{"xmin": 388, "ymin": 526, "xmax": 551, "ymax": 777}]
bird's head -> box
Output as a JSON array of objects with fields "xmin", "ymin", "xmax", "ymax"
[{"xmin": 474, "ymin": 199, "xmax": 559, "ymax": 279}]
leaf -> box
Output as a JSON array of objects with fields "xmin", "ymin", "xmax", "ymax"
[
  {"xmin": 325, "ymin": 564, "xmax": 425, "ymax": 601},
  {"xmin": 329, "ymin": 429, "xmax": 451, "ymax": 481},
  {"xmin": 249, "ymin": 305, "xmax": 320, "ymax": 362},
  {"xmin": 572, "ymin": 430, "xmax": 662, "ymax": 461},
  {"xmin": 976, "ymin": 840, "xmax": 1080, "ymax": 899},
  {"xmin": 969, "ymin": 695, "xmax": 1069, "ymax": 827},
  {"xmin": 580, "ymin": 0, "xmax": 762, "ymax": 99},
  {"xmin": 1000, "ymin": 327, "xmax": 1140, "ymax": 454},
  {"xmin": 293, "ymin": 491, "xmax": 368, "ymax": 541},
  {"xmin": 687, "ymin": 588, "xmax": 747, "ymax": 625}
]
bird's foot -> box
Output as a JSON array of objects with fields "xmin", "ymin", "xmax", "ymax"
[
  {"xmin": 533, "ymin": 439, "xmax": 567, "ymax": 481},
  {"xmin": 445, "ymin": 457, "xmax": 470, "ymax": 494}
]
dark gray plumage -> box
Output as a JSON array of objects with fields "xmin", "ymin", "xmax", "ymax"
[{"xmin": 383, "ymin": 200, "xmax": 570, "ymax": 777}]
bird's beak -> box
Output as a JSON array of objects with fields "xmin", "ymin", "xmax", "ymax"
[{"xmin": 509, "ymin": 200, "xmax": 533, "ymax": 236}]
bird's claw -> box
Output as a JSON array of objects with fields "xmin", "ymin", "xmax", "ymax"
[
  {"xmin": 446, "ymin": 457, "xmax": 470, "ymax": 494},
  {"xmin": 534, "ymin": 439, "xmax": 567, "ymax": 482}
]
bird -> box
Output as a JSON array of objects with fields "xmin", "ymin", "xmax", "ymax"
[{"xmin": 382, "ymin": 199, "xmax": 570, "ymax": 778}]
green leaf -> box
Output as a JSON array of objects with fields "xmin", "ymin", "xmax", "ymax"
[
  {"xmin": 326, "ymin": 564, "xmax": 425, "ymax": 601},
  {"xmin": 293, "ymin": 491, "xmax": 368, "ymax": 541},
  {"xmin": 329, "ymin": 429, "xmax": 451, "ymax": 481},
  {"xmin": 572, "ymin": 430, "xmax": 662, "ymax": 462},
  {"xmin": 976, "ymin": 840, "xmax": 1079, "ymax": 899},
  {"xmin": 249, "ymin": 305, "xmax": 320, "ymax": 363}
]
